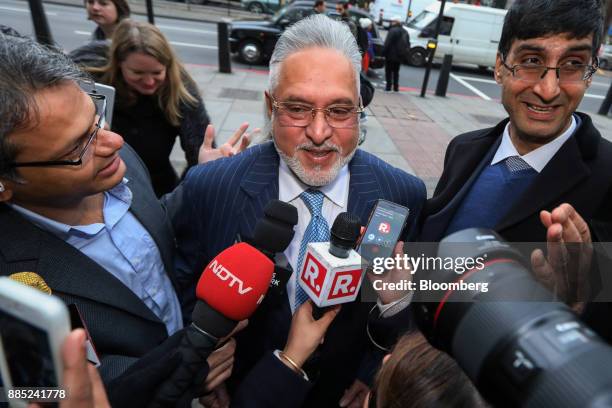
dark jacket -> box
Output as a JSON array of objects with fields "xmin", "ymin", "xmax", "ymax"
[
  {"xmin": 171, "ymin": 142, "xmax": 426, "ymax": 407},
  {"xmin": 383, "ymin": 24, "xmax": 409, "ymax": 63},
  {"xmin": 0, "ymin": 145, "xmax": 182, "ymax": 381},
  {"xmin": 420, "ymin": 113, "xmax": 612, "ymax": 342}
]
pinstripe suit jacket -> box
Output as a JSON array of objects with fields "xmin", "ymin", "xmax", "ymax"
[
  {"xmin": 0, "ymin": 145, "xmax": 178, "ymax": 382},
  {"xmin": 173, "ymin": 141, "xmax": 426, "ymax": 407}
]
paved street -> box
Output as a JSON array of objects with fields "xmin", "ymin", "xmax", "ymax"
[
  {"xmin": 3, "ymin": 0, "xmax": 612, "ymax": 197},
  {"xmin": 2, "ymin": 0, "xmax": 611, "ymax": 115}
]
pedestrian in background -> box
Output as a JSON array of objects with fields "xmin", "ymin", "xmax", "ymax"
[
  {"xmin": 313, "ymin": 0, "xmax": 326, "ymax": 14},
  {"xmin": 84, "ymin": 0, "xmax": 130, "ymax": 40},
  {"xmin": 383, "ymin": 15, "xmax": 409, "ymax": 92},
  {"xmin": 358, "ymin": 18, "xmax": 374, "ymax": 73}
]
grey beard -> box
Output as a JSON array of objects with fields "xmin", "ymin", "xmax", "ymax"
[{"xmin": 274, "ymin": 140, "xmax": 357, "ymax": 187}]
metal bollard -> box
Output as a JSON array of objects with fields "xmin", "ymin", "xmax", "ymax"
[
  {"xmin": 598, "ymin": 82, "xmax": 612, "ymax": 116},
  {"xmin": 28, "ymin": 0, "xmax": 54, "ymax": 45},
  {"xmin": 217, "ymin": 21, "xmax": 232, "ymax": 74},
  {"xmin": 435, "ymin": 54, "xmax": 453, "ymax": 97},
  {"xmin": 145, "ymin": 0, "xmax": 155, "ymax": 24}
]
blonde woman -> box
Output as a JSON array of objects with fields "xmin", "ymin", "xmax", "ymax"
[{"xmin": 93, "ymin": 20, "xmax": 211, "ymax": 196}]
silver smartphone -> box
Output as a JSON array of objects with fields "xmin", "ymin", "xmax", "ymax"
[
  {"xmin": 0, "ymin": 278, "xmax": 70, "ymax": 408},
  {"xmin": 80, "ymin": 81, "xmax": 116, "ymax": 128}
]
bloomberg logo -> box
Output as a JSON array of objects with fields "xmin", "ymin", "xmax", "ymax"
[{"xmin": 209, "ymin": 259, "xmax": 253, "ymax": 295}]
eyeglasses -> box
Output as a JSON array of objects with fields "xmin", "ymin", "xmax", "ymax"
[
  {"xmin": 501, "ymin": 57, "xmax": 598, "ymax": 84},
  {"xmin": 9, "ymin": 93, "xmax": 107, "ymax": 168},
  {"xmin": 269, "ymin": 94, "xmax": 363, "ymax": 129}
]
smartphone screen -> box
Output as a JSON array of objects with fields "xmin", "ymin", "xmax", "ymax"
[
  {"xmin": 358, "ymin": 199, "xmax": 410, "ymax": 263},
  {"xmin": 0, "ymin": 309, "xmax": 58, "ymax": 388}
]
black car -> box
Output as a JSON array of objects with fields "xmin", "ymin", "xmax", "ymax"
[{"xmin": 229, "ymin": 3, "xmax": 385, "ymax": 65}]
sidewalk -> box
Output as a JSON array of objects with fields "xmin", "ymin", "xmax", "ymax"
[{"xmin": 175, "ymin": 63, "xmax": 612, "ymax": 197}]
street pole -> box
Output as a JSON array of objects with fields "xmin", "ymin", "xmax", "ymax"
[
  {"xmin": 145, "ymin": 0, "xmax": 155, "ymax": 24},
  {"xmin": 27, "ymin": 0, "xmax": 54, "ymax": 45},
  {"xmin": 420, "ymin": 0, "xmax": 447, "ymax": 98}
]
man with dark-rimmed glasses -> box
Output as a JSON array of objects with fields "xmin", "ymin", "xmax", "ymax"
[
  {"xmin": 421, "ymin": 0, "xmax": 612, "ymax": 342},
  {"xmin": 0, "ymin": 33, "xmax": 238, "ymax": 407}
]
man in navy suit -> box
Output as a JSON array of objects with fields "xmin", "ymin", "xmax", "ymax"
[
  {"xmin": 420, "ymin": 0, "xmax": 612, "ymax": 340},
  {"xmin": 174, "ymin": 14, "xmax": 426, "ymax": 408}
]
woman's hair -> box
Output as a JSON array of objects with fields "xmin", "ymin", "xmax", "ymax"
[
  {"xmin": 93, "ymin": 19, "xmax": 198, "ymax": 126},
  {"xmin": 374, "ymin": 332, "xmax": 487, "ymax": 408},
  {"xmin": 109, "ymin": 0, "xmax": 130, "ymax": 21}
]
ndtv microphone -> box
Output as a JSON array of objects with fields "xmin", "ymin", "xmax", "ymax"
[
  {"xmin": 151, "ymin": 243, "xmax": 274, "ymax": 407},
  {"xmin": 298, "ymin": 213, "xmax": 364, "ymax": 308}
]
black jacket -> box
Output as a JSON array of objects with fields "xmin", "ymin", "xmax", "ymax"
[{"xmin": 383, "ymin": 25, "xmax": 409, "ymax": 63}]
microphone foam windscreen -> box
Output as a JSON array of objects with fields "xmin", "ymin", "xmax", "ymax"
[
  {"xmin": 263, "ymin": 199, "xmax": 298, "ymax": 226},
  {"xmin": 331, "ymin": 212, "xmax": 361, "ymax": 248},
  {"xmin": 252, "ymin": 200, "xmax": 298, "ymax": 254},
  {"xmin": 196, "ymin": 243, "xmax": 274, "ymax": 321}
]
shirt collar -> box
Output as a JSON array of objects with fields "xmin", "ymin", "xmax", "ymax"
[
  {"xmin": 491, "ymin": 115, "xmax": 577, "ymax": 173},
  {"xmin": 278, "ymin": 159, "xmax": 349, "ymax": 208},
  {"xmin": 7, "ymin": 178, "xmax": 132, "ymax": 238}
]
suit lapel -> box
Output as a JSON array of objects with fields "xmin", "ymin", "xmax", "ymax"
[
  {"xmin": 347, "ymin": 150, "xmax": 384, "ymax": 223},
  {"xmin": 423, "ymin": 125, "xmax": 503, "ymax": 241},
  {"xmin": 0, "ymin": 206, "xmax": 160, "ymax": 323},
  {"xmin": 238, "ymin": 143, "xmax": 280, "ymax": 240}
]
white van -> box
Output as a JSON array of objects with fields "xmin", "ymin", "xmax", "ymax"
[
  {"xmin": 403, "ymin": 2, "xmax": 507, "ymax": 69},
  {"xmin": 371, "ymin": 0, "xmax": 433, "ymax": 27}
]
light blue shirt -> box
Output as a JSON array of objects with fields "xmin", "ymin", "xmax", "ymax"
[
  {"xmin": 491, "ymin": 115, "xmax": 578, "ymax": 173},
  {"xmin": 8, "ymin": 179, "xmax": 182, "ymax": 335},
  {"xmin": 278, "ymin": 160, "xmax": 350, "ymax": 313}
]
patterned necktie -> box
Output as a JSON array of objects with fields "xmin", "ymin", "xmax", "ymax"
[
  {"xmin": 505, "ymin": 155, "xmax": 533, "ymax": 172},
  {"xmin": 293, "ymin": 189, "xmax": 330, "ymax": 310}
]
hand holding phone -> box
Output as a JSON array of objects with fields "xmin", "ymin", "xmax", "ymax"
[
  {"xmin": 357, "ymin": 199, "xmax": 410, "ymax": 264},
  {"xmin": 0, "ymin": 277, "xmax": 70, "ymax": 407}
]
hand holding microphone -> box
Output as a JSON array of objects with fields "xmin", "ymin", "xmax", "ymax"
[
  {"xmin": 150, "ymin": 242, "xmax": 274, "ymax": 407},
  {"xmin": 281, "ymin": 301, "xmax": 341, "ymax": 371}
]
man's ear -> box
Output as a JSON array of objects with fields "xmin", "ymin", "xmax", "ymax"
[
  {"xmin": 494, "ymin": 53, "xmax": 504, "ymax": 84},
  {"xmin": 0, "ymin": 180, "xmax": 14, "ymax": 202},
  {"xmin": 264, "ymin": 91, "xmax": 273, "ymax": 118}
]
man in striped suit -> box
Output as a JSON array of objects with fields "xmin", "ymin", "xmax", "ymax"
[{"xmin": 173, "ymin": 14, "xmax": 426, "ymax": 408}]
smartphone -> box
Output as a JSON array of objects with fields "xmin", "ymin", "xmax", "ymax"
[
  {"xmin": 79, "ymin": 82, "xmax": 116, "ymax": 127},
  {"xmin": 357, "ymin": 199, "xmax": 410, "ymax": 263},
  {"xmin": 0, "ymin": 278, "xmax": 70, "ymax": 408}
]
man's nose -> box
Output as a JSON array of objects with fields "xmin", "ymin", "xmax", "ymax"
[
  {"xmin": 95, "ymin": 128, "xmax": 124, "ymax": 156},
  {"xmin": 306, "ymin": 110, "xmax": 333, "ymax": 145},
  {"xmin": 532, "ymin": 68, "xmax": 562, "ymax": 102}
]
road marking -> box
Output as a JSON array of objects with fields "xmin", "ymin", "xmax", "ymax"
[
  {"xmin": 0, "ymin": 5, "xmax": 57, "ymax": 15},
  {"xmin": 454, "ymin": 75, "xmax": 497, "ymax": 85},
  {"xmin": 450, "ymin": 73, "xmax": 492, "ymax": 100},
  {"xmin": 454, "ymin": 74, "xmax": 606, "ymax": 100},
  {"xmin": 156, "ymin": 24, "xmax": 215, "ymax": 35},
  {"xmin": 170, "ymin": 41, "xmax": 217, "ymax": 50}
]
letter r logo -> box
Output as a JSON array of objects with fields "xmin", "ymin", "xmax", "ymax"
[
  {"xmin": 300, "ymin": 253, "xmax": 326, "ymax": 297},
  {"xmin": 327, "ymin": 269, "xmax": 362, "ymax": 300}
]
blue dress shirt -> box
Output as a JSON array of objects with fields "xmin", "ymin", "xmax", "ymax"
[{"xmin": 8, "ymin": 179, "xmax": 182, "ymax": 335}]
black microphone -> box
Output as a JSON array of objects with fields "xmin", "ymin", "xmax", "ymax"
[{"xmin": 251, "ymin": 200, "xmax": 298, "ymax": 302}]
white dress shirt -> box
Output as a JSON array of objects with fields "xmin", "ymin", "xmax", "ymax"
[
  {"xmin": 278, "ymin": 159, "xmax": 350, "ymax": 313},
  {"xmin": 491, "ymin": 115, "xmax": 577, "ymax": 173}
]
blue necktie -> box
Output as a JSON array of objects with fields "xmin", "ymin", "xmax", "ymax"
[{"xmin": 293, "ymin": 189, "xmax": 330, "ymax": 310}]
